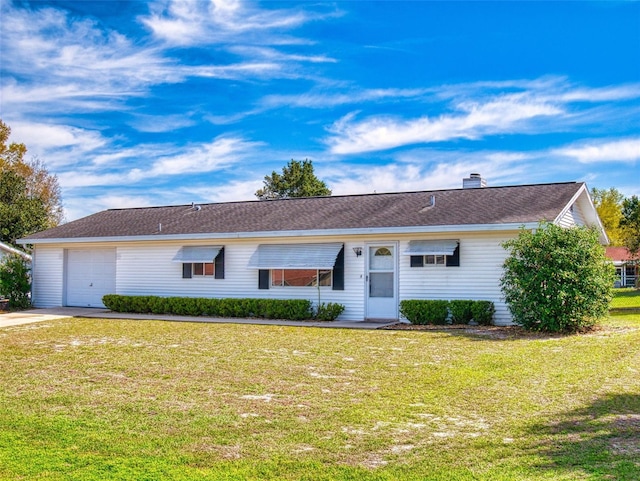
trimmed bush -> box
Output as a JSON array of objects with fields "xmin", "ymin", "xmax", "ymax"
[
  {"xmin": 102, "ymin": 294, "xmax": 314, "ymax": 321},
  {"xmin": 449, "ymin": 300, "xmax": 474, "ymax": 324},
  {"xmin": 399, "ymin": 300, "xmax": 449, "ymax": 325},
  {"xmin": 399, "ymin": 299, "xmax": 496, "ymax": 326},
  {"xmin": 471, "ymin": 301, "xmax": 495, "ymax": 326},
  {"xmin": 315, "ymin": 302, "xmax": 345, "ymax": 321}
]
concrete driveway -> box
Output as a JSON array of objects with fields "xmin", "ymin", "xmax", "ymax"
[
  {"xmin": 0, "ymin": 307, "xmax": 398, "ymax": 330},
  {"xmin": 0, "ymin": 307, "xmax": 106, "ymax": 328}
]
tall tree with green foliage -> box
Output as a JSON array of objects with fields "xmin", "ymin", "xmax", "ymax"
[
  {"xmin": 0, "ymin": 119, "xmax": 63, "ymax": 246},
  {"xmin": 501, "ymin": 222, "xmax": 615, "ymax": 333},
  {"xmin": 620, "ymin": 195, "xmax": 640, "ymax": 258},
  {"xmin": 591, "ymin": 187, "xmax": 624, "ymax": 245},
  {"xmin": 255, "ymin": 159, "xmax": 331, "ymax": 200}
]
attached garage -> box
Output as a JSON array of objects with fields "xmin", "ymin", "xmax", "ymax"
[{"xmin": 65, "ymin": 248, "xmax": 116, "ymax": 308}]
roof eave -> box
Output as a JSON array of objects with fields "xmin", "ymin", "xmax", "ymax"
[{"xmin": 18, "ymin": 222, "xmax": 539, "ymax": 245}]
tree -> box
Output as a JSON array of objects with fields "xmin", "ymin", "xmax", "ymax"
[
  {"xmin": 501, "ymin": 222, "xmax": 615, "ymax": 333},
  {"xmin": 0, "ymin": 119, "xmax": 63, "ymax": 246},
  {"xmin": 591, "ymin": 187, "xmax": 624, "ymax": 245},
  {"xmin": 255, "ymin": 159, "xmax": 331, "ymax": 200},
  {"xmin": 620, "ymin": 195, "xmax": 640, "ymax": 258},
  {"xmin": 0, "ymin": 254, "xmax": 31, "ymax": 309}
]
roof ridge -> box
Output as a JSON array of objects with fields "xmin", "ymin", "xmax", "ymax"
[{"xmin": 105, "ymin": 181, "xmax": 581, "ymax": 212}]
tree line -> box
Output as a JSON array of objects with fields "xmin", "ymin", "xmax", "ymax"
[
  {"xmin": 1, "ymin": 119, "xmax": 63, "ymax": 248},
  {"xmin": 591, "ymin": 187, "xmax": 640, "ymax": 257}
]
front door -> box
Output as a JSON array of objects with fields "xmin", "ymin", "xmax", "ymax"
[{"xmin": 366, "ymin": 243, "xmax": 398, "ymax": 319}]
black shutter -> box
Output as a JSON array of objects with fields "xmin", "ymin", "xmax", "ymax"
[
  {"xmin": 332, "ymin": 246, "xmax": 345, "ymax": 290},
  {"xmin": 182, "ymin": 263, "xmax": 192, "ymax": 278},
  {"xmin": 214, "ymin": 247, "xmax": 225, "ymax": 279},
  {"xmin": 258, "ymin": 269, "xmax": 270, "ymax": 289},
  {"xmin": 446, "ymin": 245, "xmax": 460, "ymax": 267},
  {"xmin": 410, "ymin": 255, "xmax": 424, "ymax": 267}
]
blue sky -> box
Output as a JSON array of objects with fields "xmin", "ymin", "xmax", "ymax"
[{"xmin": 1, "ymin": 0, "xmax": 639, "ymax": 221}]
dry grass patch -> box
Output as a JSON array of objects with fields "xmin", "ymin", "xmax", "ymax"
[{"xmin": 0, "ymin": 315, "xmax": 639, "ymax": 480}]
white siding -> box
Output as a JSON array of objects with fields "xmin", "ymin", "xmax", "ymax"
[
  {"xmin": 398, "ymin": 233, "xmax": 513, "ymax": 325},
  {"xmin": 114, "ymin": 239, "xmax": 366, "ymax": 321},
  {"xmin": 31, "ymin": 246, "xmax": 64, "ymax": 307},
  {"xmin": 556, "ymin": 202, "xmax": 586, "ymax": 228},
  {"xmin": 30, "ymin": 232, "xmax": 517, "ymax": 324}
]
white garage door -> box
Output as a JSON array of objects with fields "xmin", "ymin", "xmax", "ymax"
[{"xmin": 66, "ymin": 248, "xmax": 116, "ymax": 308}]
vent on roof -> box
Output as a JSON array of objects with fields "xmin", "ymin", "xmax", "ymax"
[{"xmin": 463, "ymin": 173, "xmax": 487, "ymax": 189}]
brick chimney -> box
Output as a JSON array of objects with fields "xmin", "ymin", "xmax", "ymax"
[{"xmin": 463, "ymin": 173, "xmax": 487, "ymax": 189}]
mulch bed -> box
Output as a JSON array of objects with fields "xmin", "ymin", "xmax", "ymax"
[{"xmin": 381, "ymin": 323, "xmax": 574, "ymax": 340}]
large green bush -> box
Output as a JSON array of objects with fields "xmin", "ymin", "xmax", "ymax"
[
  {"xmin": 0, "ymin": 254, "xmax": 31, "ymax": 309},
  {"xmin": 501, "ymin": 222, "xmax": 615, "ymax": 333},
  {"xmin": 102, "ymin": 295, "xmax": 320, "ymax": 321}
]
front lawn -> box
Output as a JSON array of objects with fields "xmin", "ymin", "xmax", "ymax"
[
  {"xmin": 611, "ymin": 287, "xmax": 640, "ymax": 309},
  {"xmin": 1, "ymin": 315, "xmax": 639, "ymax": 480}
]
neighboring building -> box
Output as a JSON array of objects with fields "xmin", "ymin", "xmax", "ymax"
[
  {"xmin": 0, "ymin": 241, "xmax": 32, "ymax": 263},
  {"xmin": 606, "ymin": 246, "xmax": 639, "ymax": 288},
  {"xmin": 19, "ymin": 176, "xmax": 606, "ymax": 325}
]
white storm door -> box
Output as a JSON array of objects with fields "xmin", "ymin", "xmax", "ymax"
[
  {"xmin": 366, "ymin": 244, "xmax": 398, "ymax": 320},
  {"xmin": 66, "ymin": 248, "xmax": 116, "ymax": 308}
]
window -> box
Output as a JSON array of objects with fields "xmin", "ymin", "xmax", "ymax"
[
  {"xmin": 406, "ymin": 241, "xmax": 460, "ymax": 267},
  {"xmin": 193, "ymin": 262, "xmax": 215, "ymax": 276},
  {"xmin": 176, "ymin": 246, "xmax": 224, "ymax": 279},
  {"xmin": 251, "ymin": 243, "xmax": 344, "ymax": 290},
  {"xmin": 425, "ymin": 255, "xmax": 446, "ymax": 265},
  {"xmin": 271, "ymin": 269, "xmax": 332, "ymax": 287}
]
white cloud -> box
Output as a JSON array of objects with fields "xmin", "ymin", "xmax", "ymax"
[
  {"xmin": 127, "ymin": 113, "xmax": 197, "ymax": 133},
  {"xmin": 260, "ymin": 87, "xmax": 431, "ymax": 110},
  {"xmin": 141, "ymin": 0, "xmax": 332, "ymax": 46},
  {"xmin": 327, "ymin": 94, "xmax": 562, "ymax": 154},
  {"xmin": 148, "ymin": 136, "xmax": 261, "ymax": 175},
  {"xmin": 7, "ymin": 121, "xmax": 108, "ymax": 168},
  {"xmin": 326, "ymin": 156, "xmax": 530, "ymax": 196},
  {"xmin": 553, "ymin": 138, "xmax": 640, "ymax": 163}
]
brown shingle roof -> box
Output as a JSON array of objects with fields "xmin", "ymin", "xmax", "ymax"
[{"xmin": 23, "ymin": 182, "xmax": 584, "ymax": 241}]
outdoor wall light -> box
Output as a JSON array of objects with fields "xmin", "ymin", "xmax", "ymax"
[{"xmin": 352, "ymin": 247, "xmax": 363, "ymax": 257}]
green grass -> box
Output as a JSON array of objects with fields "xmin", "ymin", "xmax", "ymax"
[
  {"xmin": 611, "ymin": 288, "xmax": 640, "ymax": 309},
  {"xmin": 1, "ymin": 315, "xmax": 639, "ymax": 481}
]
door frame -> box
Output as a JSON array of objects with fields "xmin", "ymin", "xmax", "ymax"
[{"xmin": 364, "ymin": 241, "xmax": 399, "ymax": 320}]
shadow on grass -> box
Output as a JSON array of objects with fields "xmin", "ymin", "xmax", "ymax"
[{"xmin": 525, "ymin": 393, "xmax": 640, "ymax": 480}]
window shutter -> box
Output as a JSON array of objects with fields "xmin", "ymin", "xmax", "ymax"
[
  {"xmin": 182, "ymin": 263, "xmax": 192, "ymax": 278},
  {"xmin": 258, "ymin": 269, "xmax": 270, "ymax": 289},
  {"xmin": 332, "ymin": 246, "xmax": 345, "ymax": 290},
  {"xmin": 446, "ymin": 245, "xmax": 460, "ymax": 267},
  {"xmin": 214, "ymin": 247, "xmax": 225, "ymax": 279},
  {"xmin": 410, "ymin": 255, "xmax": 424, "ymax": 267}
]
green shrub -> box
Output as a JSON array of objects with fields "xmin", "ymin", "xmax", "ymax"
[
  {"xmin": 501, "ymin": 222, "xmax": 615, "ymax": 333},
  {"xmin": 471, "ymin": 301, "xmax": 495, "ymax": 326},
  {"xmin": 102, "ymin": 295, "xmax": 313, "ymax": 321},
  {"xmin": 0, "ymin": 254, "xmax": 31, "ymax": 310},
  {"xmin": 449, "ymin": 300, "xmax": 474, "ymax": 324},
  {"xmin": 399, "ymin": 300, "xmax": 449, "ymax": 325},
  {"xmin": 315, "ymin": 302, "xmax": 345, "ymax": 321}
]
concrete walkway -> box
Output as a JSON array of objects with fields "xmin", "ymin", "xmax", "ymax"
[{"xmin": 0, "ymin": 307, "xmax": 398, "ymax": 330}]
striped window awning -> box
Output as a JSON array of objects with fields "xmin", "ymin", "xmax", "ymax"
[
  {"xmin": 403, "ymin": 240, "xmax": 458, "ymax": 256},
  {"xmin": 172, "ymin": 246, "xmax": 223, "ymax": 263},
  {"xmin": 248, "ymin": 243, "xmax": 343, "ymax": 269}
]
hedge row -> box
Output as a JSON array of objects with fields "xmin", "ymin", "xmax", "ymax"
[
  {"xmin": 102, "ymin": 295, "xmax": 346, "ymax": 321},
  {"xmin": 399, "ymin": 299, "xmax": 495, "ymax": 326}
]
